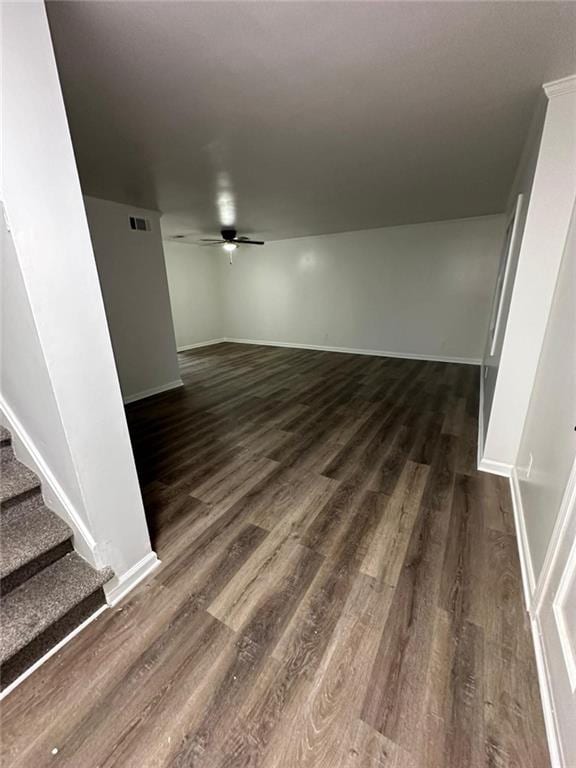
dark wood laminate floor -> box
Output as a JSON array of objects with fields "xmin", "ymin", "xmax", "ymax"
[{"xmin": 1, "ymin": 344, "xmax": 549, "ymax": 767}]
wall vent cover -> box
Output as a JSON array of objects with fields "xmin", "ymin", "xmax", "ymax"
[{"xmin": 129, "ymin": 216, "xmax": 151, "ymax": 232}]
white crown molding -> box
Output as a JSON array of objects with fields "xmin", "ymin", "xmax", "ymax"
[
  {"xmin": 543, "ymin": 74, "xmax": 576, "ymax": 99},
  {"xmin": 123, "ymin": 379, "xmax": 183, "ymax": 405}
]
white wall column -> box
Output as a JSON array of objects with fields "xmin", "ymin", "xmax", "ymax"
[
  {"xmin": 1, "ymin": 0, "xmax": 158, "ymax": 597},
  {"xmin": 482, "ymin": 76, "xmax": 576, "ymax": 471}
]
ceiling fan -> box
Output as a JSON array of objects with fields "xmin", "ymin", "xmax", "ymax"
[{"xmin": 200, "ymin": 228, "xmax": 265, "ymax": 253}]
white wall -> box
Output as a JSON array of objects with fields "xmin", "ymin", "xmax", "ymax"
[
  {"xmin": 516, "ymin": 201, "xmax": 575, "ymax": 582},
  {"xmin": 164, "ymin": 241, "xmax": 223, "ymax": 350},
  {"xmin": 1, "ymin": 1, "xmax": 156, "ymax": 595},
  {"xmin": 482, "ymin": 96, "xmax": 547, "ymax": 447},
  {"xmin": 84, "ymin": 197, "xmax": 181, "ymax": 402},
  {"xmin": 0, "ymin": 211, "xmax": 91, "ymax": 555},
  {"xmin": 213, "ymin": 215, "xmax": 504, "ymax": 363},
  {"xmin": 483, "ymin": 80, "xmax": 576, "ymax": 471}
]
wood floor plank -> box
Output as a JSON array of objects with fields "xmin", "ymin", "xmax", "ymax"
[
  {"xmin": 0, "ymin": 345, "xmax": 549, "ymax": 768},
  {"xmin": 484, "ymin": 643, "xmax": 550, "ymax": 768},
  {"xmin": 360, "ymin": 498, "xmax": 452, "ymax": 751},
  {"xmin": 439, "ymin": 472, "xmax": 485, "ymax": 628},
  {"xmin": 274, "ymin": 574, "xmax": 397, "ymax": 768},
  {"xmin": 207, "ymin": 528, "xmax": 322, "ymax": 632},
  {"xmin": 360, "ymin": 460, "xmax": 429, "ymax": 586}
]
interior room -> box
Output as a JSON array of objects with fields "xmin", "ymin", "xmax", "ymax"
[{"xmin": 1, "ymin": 1, "xmax": 575, "ymax": 766}]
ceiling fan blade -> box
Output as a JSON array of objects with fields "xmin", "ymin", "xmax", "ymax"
[
  {"xmin": 200, "ymin": 238, "xmax": 224, "ymax": 243},
  {"xmin": 233, "ymin": 239, "xmax": 265, "ymax": 245}
]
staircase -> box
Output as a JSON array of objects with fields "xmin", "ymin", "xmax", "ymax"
[{"xmin": 0, "ymin": 425, "xmax": 112, "ymax": 691}]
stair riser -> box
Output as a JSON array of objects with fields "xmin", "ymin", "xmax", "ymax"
[
  {"xmin": 0, "ymin": 588, "xmax": 107, "ymax": 691},
  {"xmin": 1, "ymin": 539, "xmax": 74, "ymax": 596},
  {"xmin": 0, "ymin": 488, "xmax": 42, "ymax": 514}
]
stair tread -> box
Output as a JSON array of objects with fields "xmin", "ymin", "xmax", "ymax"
[
  {"xmin": 0, "ymin": 552, "xmax": 112, "ymax": 663},
  {"xmin": 0, "ymin": 449, "xmax": 40, "ymax": 505},
  {"xmin": 0, "ymin": 503, "xmax": 72, "ymax": 580}
]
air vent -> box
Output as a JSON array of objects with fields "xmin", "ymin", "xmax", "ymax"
[{"xmin": 129, "ymin": 216, "xmax": 151, "ymax": 232}]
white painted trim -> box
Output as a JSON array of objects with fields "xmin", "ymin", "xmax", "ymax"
[
  {"xmin": 123, "ymin": 379, "xmax": 183, "ymax": 405},
  {"xmin": 533, "ymin": 458, "xmax": 576, "ymax": 614},
  {"xmin": 477, "ymin": 457, "xmax": 512, "ymax": 477},
  {"xmin": 104, "ymin": 551, "xmax": 161, "ymax": 606},
  {"xmin": 477, "ymin": 370, "xmax": 486, "ymax": 470},
  {"xmin": 177, "ymin": 338, "xmax": 226, "ymax": 352},
  {"xmin": 0, "ymin": 603, "xmax": 108, "ymax": 701},
  {"xmin": 164, "ymin": 213, "xmax": 506, "ymax": 246},
  {"xmin": 0, "ymin": 396, "xmax": 101, "ymax": 568},
  {"xmin": 476, "ymin": 369, "xmax": 513, "ymax": 478},
  {"xmin": 509, "ymin": 467, "xmax": 536, "ymax": 608},
  {"xmin": 544, "ymin": 74, "xmax": 576, "ymax": 99},
  {"xmin": 222, "ymin": 338, "xmax": 481, "ymax": 366},
  {"xmin": 530, "ymin": 614, "xmax": 563, "ymax": 768},
  {"xmin": 554, "ymin": 534, "xmax": 576, "ymax": 693},
  {"xmin": 504, "ymin": 469, "xmax": 563, "ymax": 764}
]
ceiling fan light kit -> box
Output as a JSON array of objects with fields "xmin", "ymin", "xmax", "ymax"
[{"xmin": 199, "ymin": 228, "xmax": 265, "ymax": 250}]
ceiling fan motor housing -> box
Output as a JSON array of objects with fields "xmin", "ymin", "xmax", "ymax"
[{"xmin": 221, "ymin": 228, "xmax": 237, "ymax": 241}]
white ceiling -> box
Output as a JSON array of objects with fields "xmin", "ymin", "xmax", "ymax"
[{"xmin": 46, "ymin": 1, "xmax": 576, "ymax": 241}]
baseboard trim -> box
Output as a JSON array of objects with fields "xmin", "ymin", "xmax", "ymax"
[
  {"xmin": 222, "ymin": 338, "xmax": 481, "ymax": 366},
  {"xmin": 477, "ymin": 369, "xmax": 486, "ymax": 470},
  {"xmin": 509, "ymin": 467, "xmax": 536, "ymax": 609},
  {"xmin": 530, "ymin": 614, "xmax": 563, "ymax": 768},
  {"xmin": 0, "ymin": 396, "xmax": 101, "ymax": 568},
  {"xmin": 506, "ymin": 469, "xmax": 561, "ymax": 765},
  {"xmin": 0, "ymin": 603, "xmax": 108, "ymax": 701},
  {"xmin": 476, "ymin": 369, "xmax": 514, "ymax": 478},
  {"xmin": 104, "ymin": 551, "xmax": 161, "ymax": 606},
  {"xmin": 123, "ymin": 379, "xmax": 183, "ymax": 405},
  {"xmin": 532, "ymin": 457, "xmax": 576, "ymax": 615},
  {"xmin": 177, "ymin": 338, "xmax": 226, "ymax": 352},
  {"xmin": 477, "ymin": 457, "xmax": 512, "ymax": 477}
]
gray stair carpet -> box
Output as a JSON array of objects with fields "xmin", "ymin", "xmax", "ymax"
[
  {"xmin": 0, "ymin": 445, "xmax": 41, "ymax": 508},
  {"xmin": 0, "ymin": 425, "xmax": 113, "ymax": 690}
]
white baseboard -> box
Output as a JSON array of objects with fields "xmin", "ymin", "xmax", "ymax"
[
  {"xmin": 123, "ymin": 379, "xmax": 183, "ymax": 405},
  {"xmin": 507, "ymin": 469, "xmax": 561, "ymax": 766},
  {"xmin": 477, "ymin": 369, "xmax": 486, "ymax": 470},
  {"xmin": 0, "ymin": 396, "xmax": 101, "ymax": 568},
  {"xmin": 0, "ymin": 603, "xmax": 108, "ymax": 701},
  {"xmin": 530, "ymin": 614, "xmax": 563, "ymax": 768},
  {"xmin": 532, "ymin": 457, "xmax": 576, "ymax": 614},
  {"xmin": 509, "ymin": 467, "xmax": 536, "ymax": 610},
  {"xmin": 104, "ymin": 551, "xmax": 161, "ymax": 606},
  {"xmin": 222, "ymin": 337, "xmax": 481, "ymax": 366},
  {"xmin": 477, "ymin": 457, "xmax": 512, "ymax": 477},
  {"xmin": 477, "ymin": 370, "xmax": 513, "ymax": 478},
  {"xmin": 177, "ymin": 338, "xmax": 226, "ymax": 352}
]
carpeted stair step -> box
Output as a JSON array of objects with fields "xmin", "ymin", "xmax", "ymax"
[
  {"xmin": 0, "ymin": 552, "xmax": 113, "ymax": 689},
  {"xmin": 1, "ymin": 501, "xmax": 73, "ymax": 595},
  {"xmin": 0, "ymin": 426, "xmax": 11, "ymax": 448},
  {"xmin": 0, "ymin": 446, "xmax": 41, "ymax": 509}
]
